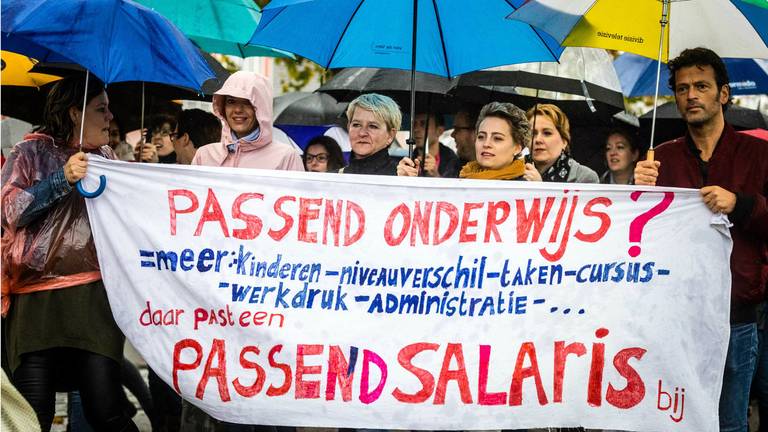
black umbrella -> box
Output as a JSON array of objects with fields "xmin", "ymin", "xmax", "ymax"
[
  {"xmin": 318, "ymin": 67, "xmax": 458, "ymax": 115},
  {"xmin": 273, "ymin": 92, "xmax": 347, "ymax": 126},
  {"xmin": 639, "ymin": 101, "xmax": 768, "ymax": 146},
  {"xmin": 451, "ymin": 70, "xmax": 626, "ymax": 126}
]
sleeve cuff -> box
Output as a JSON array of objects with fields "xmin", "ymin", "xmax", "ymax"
[
  {"xmin": 52, "ymin": 168, "xmax": 73, "ymax": 195},
  {"xmin": 731, "ymin": 192, "xmax": 755, "ymax": 225}
]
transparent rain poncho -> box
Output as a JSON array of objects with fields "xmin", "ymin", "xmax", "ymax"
[{"xmin": 1, "ymin": 134, "xmax": 112, "ymax": 314}]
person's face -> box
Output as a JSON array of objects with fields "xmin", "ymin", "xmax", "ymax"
[
  {"xmin": 413, "ymin": 113, "xmax": 443, "ymax": 148},
  {"xmin": 151, "ymin": 122, "xmax": 175, "ymax": 156},
  {"xmin": 224, "ymin": 96, "xmax": 257, "ymax": 138},
  {"xmin": 530, "ymin": 115, "xmax": 567, "ymax": 168},
  {"xmin": 71, "ymin": 91, "xmax": 113, "ymax": 149},
  {"xmin": 172, "ymin": 126, "xmax": 195, "ymax": 165},
  {"xmin": 108, "ymin": 120, "xmax": 121, "ymax": 149},
  {"xmin": 451, "ymin": 111, "xmax": 476, "ymax": 161},
  {"xmin": 673, "ymin": 65, "xmax": 729, "ymax": 127},
  {"xmin": 605, "ymin": 133, "xmax": 638, "ymax": 174},
  {"xmin": 304, "ymin": 143, "xmax": 330, "ymax": 172},
  {"xmin": 475, "ymin": 116, "xmax": 521, "ymax": 170},
  {"xmin": 348, "ymin": 108, "xmax": 395, "ymax": 158}
]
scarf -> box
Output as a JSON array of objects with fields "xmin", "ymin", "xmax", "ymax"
[
  {"xmin": 540, "ymin": 151, "xmax": 572, "ymax": 183},
  {"xmin": 459, "ymin": 159, "xmax": 525, "ymax": 180},
  {"xmin": 227, "ymin": 127, "xmax": 261, "ymax": 153}
]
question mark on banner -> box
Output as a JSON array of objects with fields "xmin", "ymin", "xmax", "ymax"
[{"xmin": 628, "ymin": 191, "xmax": 674, "ymax": 257}]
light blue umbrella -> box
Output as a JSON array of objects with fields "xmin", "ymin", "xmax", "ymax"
[
  {"xmin": 249, "ymin": 0, "xmax": 564, "ymax": 155},
  {"xmin": 615, "ymin": 53, "xmax": 768, "ymax": 97}
]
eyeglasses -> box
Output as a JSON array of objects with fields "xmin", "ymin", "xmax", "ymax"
[{"xmin": 305, "ymin": 153, "xmax": 329, "ymax": 163}]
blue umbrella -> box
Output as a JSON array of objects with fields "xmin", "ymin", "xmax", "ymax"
[
  {"xmin": 615, "ymin": 53, "xmax": 768, "ymax": 97},
  {"xmin": 2, "ymin": 0, "xmax": 215, "ymax": 91},
  {"xmin": 2, "ymin": 0, "xmax": 216, "ymax": 197},
  {"xmin": 249, "ymin": 0, "xmax": 564, "ymax": 156}
]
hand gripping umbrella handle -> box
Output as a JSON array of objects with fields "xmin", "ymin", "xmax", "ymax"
[
  {"xmin": 646, "ymin": 149, "xmax": 655, "ymax": 162},
  {"xmin": 76, "ymin": 175, "xmax": 107, "ymax": 198}
]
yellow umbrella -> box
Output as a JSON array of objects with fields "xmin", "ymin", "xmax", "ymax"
[
  {"xmin": 510, "ymin": 0, "xmax": 768, "ymax": 156},
  {"xmin": 1, "ymin": 50, "xmax": 60, "ymax": 87}
]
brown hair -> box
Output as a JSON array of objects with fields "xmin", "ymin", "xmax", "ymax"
[
  {"xmin": 526, "ymin": 103, "xmax": 571, "ymax": 152},
  {"xmin": 35, "ymin": 75, "xmax": 106, "ymax": 144},
  {"xmin": 477, "ymin": 102, "xmax": 531, "ymax": 153}
]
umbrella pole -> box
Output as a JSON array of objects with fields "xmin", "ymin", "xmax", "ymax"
[
  {"xmin": 78, "ymin": 70, "xmax": 90, "ymax": 153},
  {"xmin": 407, "ymin": 0, "xmax": 419, "ymax": 160},
  {"xmin": 138, "ymin": 82, "xmax": 146, "ymax": 162},
  {"xmin": 648, "ymin": 0, "xmax": 670, "ymax": 162}
]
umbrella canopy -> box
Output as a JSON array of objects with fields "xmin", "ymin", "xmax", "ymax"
[
  {"xmin": 509, "ymin": 0, "xmax": 768, "ymax": 152},
  {"xmin": 251, "ymin": 0, "xmax": 563, "ymax": 78},
  {"xmin": 7, "ymin": 49, "xmax": 230, "ymax": 130},
  {"xmin": 251, "ymin": 0, "xmax": 564, "ymax": 156},
  {"xmin": 453, "ymin": 47, "xmax": 625, "ymax": 125},
  {"xmin": 2, "ymin": 0, "xmax": 215, "ymax": 90},
  {"xmin": 509, "ymin": 0, "xmax": 768, "ymax": 62},
  {"xmin": 273, "ymin": 92, "xmax": 347, "ymax": 126},
  {"xmin": 133, "ymin": 0, "xmax": 294, "ymax": 59},
  {"xmin": 0, "ymin": 50, "xmax": 59, "ymax": 87},
  {"xmin": 639, "ymin": 101, "xmax": 768, "ymax": 146},
  {"xmin": 615, "ymin": 53, "xmax": 768, "ymax": 97},
  {"xmin": 318, "ymin": 68, "xmax": 458, "ymax": 114},
  {"xmin": 743, "ymin": 128, "xmax": 768, "ymax": 141}
]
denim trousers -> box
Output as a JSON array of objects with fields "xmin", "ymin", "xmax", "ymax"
[{"xmin": 719, "ymin": 323, "xmax": 758, "ymax": 432}]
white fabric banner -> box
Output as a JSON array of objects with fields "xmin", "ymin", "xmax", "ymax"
[{"xmin": 83, "ymin": 156, "xmax": 732, "ymax": 431}]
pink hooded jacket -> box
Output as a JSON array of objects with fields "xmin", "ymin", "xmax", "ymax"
[{"xmin": 191, "ymin": 71, "xmax": 304, "ymax": 171}]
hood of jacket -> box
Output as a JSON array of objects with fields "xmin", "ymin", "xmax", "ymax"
[{"xmin": 212, "ymin": 71, "xmax": 274, "ymax": 153}]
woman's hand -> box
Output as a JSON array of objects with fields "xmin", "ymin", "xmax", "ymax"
[
  {"xmin": 134, "ymin": 141, "xmax": 159, "ymax": 163},
  {"xmin": 64, "ymin": 152, "xmax": 89, "ymax": 184},
  {"xmin": 523, "ymin": 163, "xmax": 542, "ymax": 181},
  {"xmin": 397, "ymin": 157, "xmax": 420, "ymax": 177}
]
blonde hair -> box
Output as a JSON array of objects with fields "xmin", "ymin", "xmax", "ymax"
[
  {"xmin": 346, "ymin": 93, "xmax": 402, "ymax": 132},
  {"xmin": 526, "ymin": 103, "xmax": 571, "ymax": 152}
]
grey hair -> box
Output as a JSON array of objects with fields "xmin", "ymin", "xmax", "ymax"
[
  {"xmin": 346, "ymin": 93, "xmax": 402, "ymax": 132},
  {"xmin": 477, "ymin": 102, "xmax": 531, "ymax": 151}
]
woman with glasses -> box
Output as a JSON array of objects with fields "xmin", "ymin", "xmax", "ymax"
[{"xmin": 303, "ymin": 135, "xmax": 345, "ymax": 172}]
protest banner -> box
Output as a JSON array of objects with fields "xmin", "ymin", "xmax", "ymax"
[{"xmin": 82, "ymin": 156, "xmax": 732, "ymax": 431}]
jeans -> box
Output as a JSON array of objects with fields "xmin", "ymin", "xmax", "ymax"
[
  {"xmin": 755, "ymin": 313, "xmax": 768, "ymax": 432},
  {"xmin": 719, "ymin": 323, "xmax": 758, "ymax": 432}
]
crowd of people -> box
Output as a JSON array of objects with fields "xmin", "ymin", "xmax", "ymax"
[{"xmin": 1, "ymin": 46, "xmax": 766, "ymax": 432}]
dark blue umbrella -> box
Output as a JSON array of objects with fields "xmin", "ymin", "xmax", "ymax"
[
  {"xmin": 615, "ymin": 53, "xmax": 768, "ymax": 97},
  {"xmin": 249, "ymin": 0, "xmax": 564, "ymax": 156},
  {"xmin": 2, "ymin": 0, "xmax": 215, "ymax": 91}
]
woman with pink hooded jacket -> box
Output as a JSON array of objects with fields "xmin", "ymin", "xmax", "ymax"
[{"xmin": 192, "ymin": 71, "xmax": 304, "ymax": 171}]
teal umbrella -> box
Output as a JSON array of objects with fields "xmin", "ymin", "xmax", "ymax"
[{"xmin": 135, "ymin": 0, "xmax": 295, "ymax": 59}]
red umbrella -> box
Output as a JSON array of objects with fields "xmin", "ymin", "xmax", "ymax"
[{"xmin": 742, "ymin": 129, "xmax": 768, "ymax": 141}]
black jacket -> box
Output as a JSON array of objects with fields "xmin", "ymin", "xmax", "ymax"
[{"xmin": 343, "ymin": 147, "xmax": 399, "ymax": 176}]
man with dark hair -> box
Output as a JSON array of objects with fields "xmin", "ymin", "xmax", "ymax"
[
  {"xmin": 635, "ymin": 47, "xmax": 768, "ymax": 432},
  {"xmin": 451, "ymin": 108, "xmax": 479, "ymax": 169},
  {"xmin": 402, "ymin": 112, "xmax": 460, "ymax": 178},
  {"xmin": 173, "ymin": 109, "xmax": 221, "ymax": 165}
]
